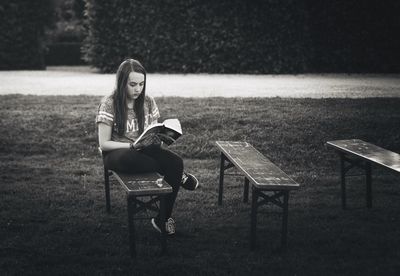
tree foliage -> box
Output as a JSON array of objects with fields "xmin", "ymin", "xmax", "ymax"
[
  {"xmin": 0, "ymin": 0, "xmax": 55, "ymax": 70},
  {"xmin": 85, "ymin": 0, "xmax": 400, "ymax": 73},
  {"xmin": 83, "ymin": 0, "xmax": 310, "ymax": 73}
]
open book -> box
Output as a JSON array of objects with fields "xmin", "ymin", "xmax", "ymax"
[{"xmin": 133, "ymin": 118, "xmax": 182, "ymax": 147}]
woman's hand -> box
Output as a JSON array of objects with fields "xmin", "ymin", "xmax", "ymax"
[
  {"xmin": 134, "ymin": 133, "xmax": 162, "ymax": 150},
  {"xmin": 157, "ymin": 133, "xmax": 175, "ymax": 146}
]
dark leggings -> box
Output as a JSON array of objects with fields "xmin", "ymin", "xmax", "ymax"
[{"xmin": 104, "ymin": 147, "xmax": 183, "ymax": 220}]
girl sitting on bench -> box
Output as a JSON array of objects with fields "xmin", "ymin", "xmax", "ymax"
[{"xmin": 96, "ymin": 58, "xmax": 198, "ymax": 235}]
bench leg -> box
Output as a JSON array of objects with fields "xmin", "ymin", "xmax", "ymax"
[
  {"xmin": 366, "ymin": 162, "xmax": 372, "ymax": 208},
  {"xmin": 218, "ymin": 153, "xmax": 225, "ymax": 205},
  {"xmin": 281, "ymin": 191, "xmax": 289, "ymax": 249},
  {"xmin": 126, "ymin": 195, "xmax": 168, "ymax": 257},
  {"xmin": 340, "ymin": 154, "xmax": 347, "ymax": 210},
  {"xmin": 243, "ymin": 178, "xmax": 249, "ymax": 203},
  {"xmin": 250, "ymin": 186, "xmax": 258, "ymax": 250},
  {"xmin": 340, "ymin": 153, "xmax": 374, "ymax": 209},
  {"xmin": 104, "ymin": 168, "xmax": 111, "ymax": 213},
  {"xmin": 252, "ymin": 190, "xmax": 291, "ymax": 250},
  {"xmin": 127, "ymin": 195, "xmax": 136, "ymax": 257},
  {"xmin": 159, "ymin": 195, "xmax": 168, "ymax": 256}
]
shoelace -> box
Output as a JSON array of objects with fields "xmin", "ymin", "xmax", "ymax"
[{"xmin": 181, "ymin": 173, "xmax": 188, "ymax": 184}]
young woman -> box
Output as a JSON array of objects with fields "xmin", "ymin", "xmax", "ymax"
[{"xmin": 96, "ymin": 58, "xmax": 198, "ymax": 235}]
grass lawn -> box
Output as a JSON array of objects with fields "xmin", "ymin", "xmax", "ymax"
[{"xmin": 1, "ymin": 95, "xmax": 400, "ymax": 275}]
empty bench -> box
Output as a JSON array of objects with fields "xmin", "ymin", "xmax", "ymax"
[
  {"xmin": 326, "ymin": 139, "xmax": 400, "ymax": 209},
  {"xmin": 100, "ymin": 149, "xmax": 172, "ymax": 257},
  {"xmin": 216, "ymin": 141, "xmax": 300, "ymax": 250}
]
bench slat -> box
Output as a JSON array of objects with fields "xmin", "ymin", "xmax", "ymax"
[
  {"xmin": 216, "ymin": 141, "xmax": 299, "ymax": 190},
  {"xmin": 326, "ymin": 139, "xmax": 400, "ymax": 173},
  {"xmin": 110, "ymin": 171, "xmax": 172, "ymax": 196}
]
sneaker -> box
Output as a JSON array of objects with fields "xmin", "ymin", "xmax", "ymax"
[
  {"xmin": 166, "ymin": 218, "xmax": 176, "ymax": 235},
  {"xmin": 151, "ymin": 217, "xmax": 175, "ymax": 235},
  {"xmin": 181, "ymin": 172, "xmax": 199, "ymax": 190}
]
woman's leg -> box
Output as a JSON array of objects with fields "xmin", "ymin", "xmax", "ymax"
[
  {"xmin": 104, "ymin": 147, "xmax": 183, "ymax": 220},
  {"xmin": 142, "ymin": 147, "xmax": 183, "ymax": 219},
  {"xmin": 103, "ymin": 148, "xmax": 160, "ymax": 173}
]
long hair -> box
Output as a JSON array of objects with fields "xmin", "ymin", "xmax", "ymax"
[{"xmin": 112, "ymin": 59, "xmax": 147, "ymax": 136}]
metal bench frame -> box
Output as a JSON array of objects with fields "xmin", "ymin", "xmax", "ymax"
[
  {"xmin": 327, "ymin": 139, "xmax": 400, "ymax": 210},
  {"xmin": 216, "ymin": 141, "xmax": 299, "ymax": 250},
  {"xmin": 101, "ymin": 152, "xmax": 172, "ymax": 257},
  {"xmin": 337, "ymin": 152, "xmax": 372, "ymax": 209}
]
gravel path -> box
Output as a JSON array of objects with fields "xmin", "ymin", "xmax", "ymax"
[{"xmin": 1, "ymin": 66, "xmax": 399, "ymax": 98}]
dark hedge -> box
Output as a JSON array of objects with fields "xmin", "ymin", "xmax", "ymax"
[
  {"xmin": 82, "ymin": 0, "xmax": 400, "ymax": 73},
  {"xmin": 0, "ymin": 1, "xmax": 54, "ymax": 70},
  {"xmin": 305, "ymin": 1, "xmax": 400, "ymax": 73},
  {"xmin": 45, "ymin": 42, "xmax": 86, "ymax": 65}
]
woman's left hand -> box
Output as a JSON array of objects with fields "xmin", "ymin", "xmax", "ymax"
[{"xmin": 135, "ymin": 133, "xmax": 162, "ymax": 150}]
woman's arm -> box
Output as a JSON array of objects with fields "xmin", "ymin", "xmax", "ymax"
[
  {"xmin": 150, "ymin": 117, "xmax": 159, "ymax": 125},
  {"xmin": 98, "ymin": 123, "xmax": 130, "ymax": 151}
]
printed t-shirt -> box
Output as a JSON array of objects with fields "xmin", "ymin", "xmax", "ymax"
[{"xmin": 95, "ymin": 95, "xmax": 160, "ymax": 143}]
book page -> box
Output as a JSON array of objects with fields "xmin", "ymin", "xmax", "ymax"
[
  {"xmin": 163, "ymin": 119, "xmax": 182, "ymax": 134},
  {"xmin": 133, "ymin": 118, "xmax": 182, "ymax": 146}
]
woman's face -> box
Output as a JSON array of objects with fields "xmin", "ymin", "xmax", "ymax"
[{"xmin": 126, "ymin": 71, "xmax": 145, "ymax": 100}]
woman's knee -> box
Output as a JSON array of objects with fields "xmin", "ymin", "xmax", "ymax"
[
  {"xmin": 165, "ymin": 150, "xmax": 183, "ymax": 172},
  {"xmin": 155, "ymin": 149, "xmax": 184, "ymax": 179}
]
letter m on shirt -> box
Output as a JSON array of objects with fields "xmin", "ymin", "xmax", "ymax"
[{"xmin": 126, "ymin": 119, "xmax": 138, "ymax": 132}]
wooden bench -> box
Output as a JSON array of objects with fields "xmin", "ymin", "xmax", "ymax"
[
  {"xmin": 216, "ymin": 141, "xmax": 300, "ymax": 250},
  {"xmin": 326, "ymin": 139, "xmax": 400, "ymax": 209},
  {"xmin": 100, "ymin": 149, "xmax": 172, "ymax": 257}
]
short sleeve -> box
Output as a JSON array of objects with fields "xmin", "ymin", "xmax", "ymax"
[
  {"xmin": 95, "ymin": 96, "xmax": 114, "ymax": 127},
  {"xmin": 149, "ymin": 96, "xmax": 160, "ymax": 121}
]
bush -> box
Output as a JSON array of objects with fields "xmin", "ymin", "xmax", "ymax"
[
  {"xmin": 45, "ymin": 0, "xmax": 86, "ymax": 66},
  {"xmin": 82, "ymin": 0, "xmax": 309, "ymax": 73},
  {"xmin": 0, "ymin": 1, "xmax": 54, "ymax": 70},
  {"xmin": 304, "ymin": 0, "xmax": 400, "ymax": 73},
  {"xmin": 45, "ymin": 42, "xmax": 86, "ymax": 65},
  {"xmin": 82, "ymin": 0, "xmax": 400, "ymax": 73}
]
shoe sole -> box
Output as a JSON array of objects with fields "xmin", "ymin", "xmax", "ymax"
[
  {"xmin": 182, "ymin": 173, "xmax": 200, "ymax": 191},
  {"xmin": 151, "ymin": 218, "xmax": 162, "ymax": 233},
  {"xmin": 151, "ymin": 218, "xmax": 175, "ymax": 235},
  {"xmin": 191, "ymin": 174, "xmax": 199, "ymax": 189}
]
